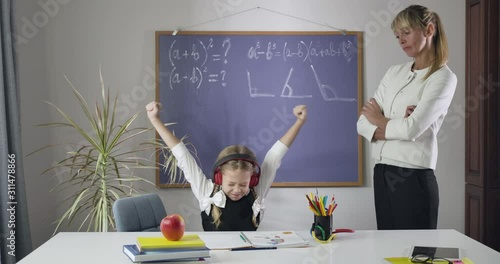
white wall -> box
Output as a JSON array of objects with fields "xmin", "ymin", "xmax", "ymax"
[{"xmin": 16, "ymin": 0, "xmax": 465, "ymax": 249}]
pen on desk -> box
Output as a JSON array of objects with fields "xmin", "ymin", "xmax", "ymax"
[
  {"xmin": 239, "ymin": 234, "xmax": 247, "ymax": 243},
  {"xmin": 230, "ymin": 247, "xmax": 277, "ymax": 251}
]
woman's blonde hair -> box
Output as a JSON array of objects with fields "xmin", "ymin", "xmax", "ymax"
[
  {"xmin": 210, "ymin": 145, "xmax": 259, "ymax": 229},
  {"xmin": 391, "ymin": 5, "xmax": 449, "ymax": 80}
]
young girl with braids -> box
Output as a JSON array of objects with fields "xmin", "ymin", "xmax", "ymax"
[{"xmin": 146, "ymin": 101, "xmax": 307, "ymax": 231}]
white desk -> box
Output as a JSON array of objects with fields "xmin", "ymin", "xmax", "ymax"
[{"xmin": 18, "ymin": 230, "xmax": 500, "ymax": 264}]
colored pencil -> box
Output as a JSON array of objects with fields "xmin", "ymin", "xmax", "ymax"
[{"xmin": 305, "ymin": 192, "xmax": 338, "ymax": 216}]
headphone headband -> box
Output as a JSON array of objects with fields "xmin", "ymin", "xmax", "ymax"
[{"xmin": 211, "ymin": 154, "xmax": 260, "ymax": 176}]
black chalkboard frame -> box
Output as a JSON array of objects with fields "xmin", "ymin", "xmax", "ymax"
[{"xmin": 155, "ymin": 31, "xmax": 364, "ymax": 188}]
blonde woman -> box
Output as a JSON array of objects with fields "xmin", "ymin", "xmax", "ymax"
[
  {"xmin": 147, "ymin": 102, "xmax": 306, "ymax": 231},
  {"xmin": 357, "ymin": 5, "xmax": 457, "ymax": 229}
]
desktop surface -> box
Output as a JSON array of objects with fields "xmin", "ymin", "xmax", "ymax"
[{"xmin": 18, "ymin": 229, "xmax": 500, "ymax": 264}]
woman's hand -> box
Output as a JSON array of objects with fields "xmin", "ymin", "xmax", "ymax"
[
  {"xmin": 361, "ymin": 98, "xmax": 388, "ymax": 128},
  {"xmin": 405, "ymin": 105, "xmax": 417, "ymax": 118}
]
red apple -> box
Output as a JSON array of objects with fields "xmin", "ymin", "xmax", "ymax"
[{"xmin": 160, "ymin": 214, "xmax": 185, "ymax": 241}]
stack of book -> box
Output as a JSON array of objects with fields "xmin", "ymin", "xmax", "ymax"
[{"xmin": 123, "ymin": 234, "xmax": 210, "ymax": 263}]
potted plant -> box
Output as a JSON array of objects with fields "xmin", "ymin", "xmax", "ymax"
[{"xmin": 29, "ymin": 69, "xmax": 191, "ymax": 233}]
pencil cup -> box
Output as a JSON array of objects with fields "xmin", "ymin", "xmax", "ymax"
[{"xmin": 311, "ymin": 215, "xmax": 333, "ymax": 241}]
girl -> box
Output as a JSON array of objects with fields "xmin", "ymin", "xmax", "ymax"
[
  {"xmin": 357, "ymin": 5, "xmax": 457, "ymax": 230},
  {"xmin": 146, "ymin": 102, "xmax": 307, "ymax": 231}
]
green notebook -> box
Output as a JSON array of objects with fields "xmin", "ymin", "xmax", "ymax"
[{"xmin": 137, "ymin": 234, "xmax": 206, "ymax": 251}]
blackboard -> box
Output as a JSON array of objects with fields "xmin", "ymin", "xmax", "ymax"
[{"xmin": 155, "ymin": 31, "xmax": 363, "ymax": 187}]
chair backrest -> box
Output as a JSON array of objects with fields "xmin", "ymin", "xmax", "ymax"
[{"xmin": 112, "ymin": 193, "xmax": 167, "ymax": 232}]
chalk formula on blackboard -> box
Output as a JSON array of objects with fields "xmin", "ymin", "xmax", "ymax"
[{"xmin": 156, "ymin": 32, "xmax": 363, "ymax": 187}]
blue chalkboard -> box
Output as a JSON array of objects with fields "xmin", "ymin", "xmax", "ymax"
[{"xmin": 155, "ymin": 31, "xmax": 363, "ymax": 187}]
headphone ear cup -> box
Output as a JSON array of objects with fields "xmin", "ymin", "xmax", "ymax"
[
  {"xmin": 249, "ymin": 161, "xmax": 261, "ymax": 187},
  {"xmin": 249, "ymin": 172, "xmax": 260, "ymax": 187},
  {"xmin": 214, "ymin": 168, "xmax": 223, "ymax": 185}
]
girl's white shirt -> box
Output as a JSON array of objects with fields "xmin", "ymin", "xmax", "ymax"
[{"xmin": 171, "ymin": 140, "xmax": 289, "ymax": 219}]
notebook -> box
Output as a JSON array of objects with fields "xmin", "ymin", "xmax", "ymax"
[
  {"xmin": 123, "ymin": 244, "xmax": 209, "ymax": 262},
  {"xmin": 136, "ymin": 234, "xmax": 206, "ymax": 251},
  {"xmin": 240, "ymin": 231, "xmax": 309, "ymax": 248}
]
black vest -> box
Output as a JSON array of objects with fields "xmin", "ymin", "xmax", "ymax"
[{"xmin": 201, "ymin": 191, "xmax": 260, "ymax": 231}]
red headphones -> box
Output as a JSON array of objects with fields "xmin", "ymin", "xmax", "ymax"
[{"xmin": 212, "ymin": 154, "xmax": 261, "ymax": 187}]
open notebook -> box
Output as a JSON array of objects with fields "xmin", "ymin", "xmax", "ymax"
[
  {"xmin": 241, "ymin": 231, "xmax": 309, "ymax": 248},
  {"xmin": 198, "ymin": 231, "xmax": 309, "ymax": 250}
]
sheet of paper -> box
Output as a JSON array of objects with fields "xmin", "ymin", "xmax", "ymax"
[
  {"xmin": 197, "ymin": 232, "xmax": 250, "ymax": 250},
  {"xmin": 384, "ymin": 258, "xmax": 412, "ymax": 264}
]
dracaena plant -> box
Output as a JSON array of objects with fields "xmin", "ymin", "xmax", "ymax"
[
  {"xmin": 148, "ymin": 132, "xmax": 198, "ymax": 186},
  {"xmin": 29, "ymin": 69, "xmax": 191, "ymax": 234}
]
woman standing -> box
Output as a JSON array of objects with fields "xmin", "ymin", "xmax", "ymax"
[{"xmin": 357, "ymin": 5, "xmax": 457, "ymax": 230}]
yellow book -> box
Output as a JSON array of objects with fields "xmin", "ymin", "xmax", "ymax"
[{"xmin": 136, "ymin": 234, "xmax": 206, "ymax": 251}]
